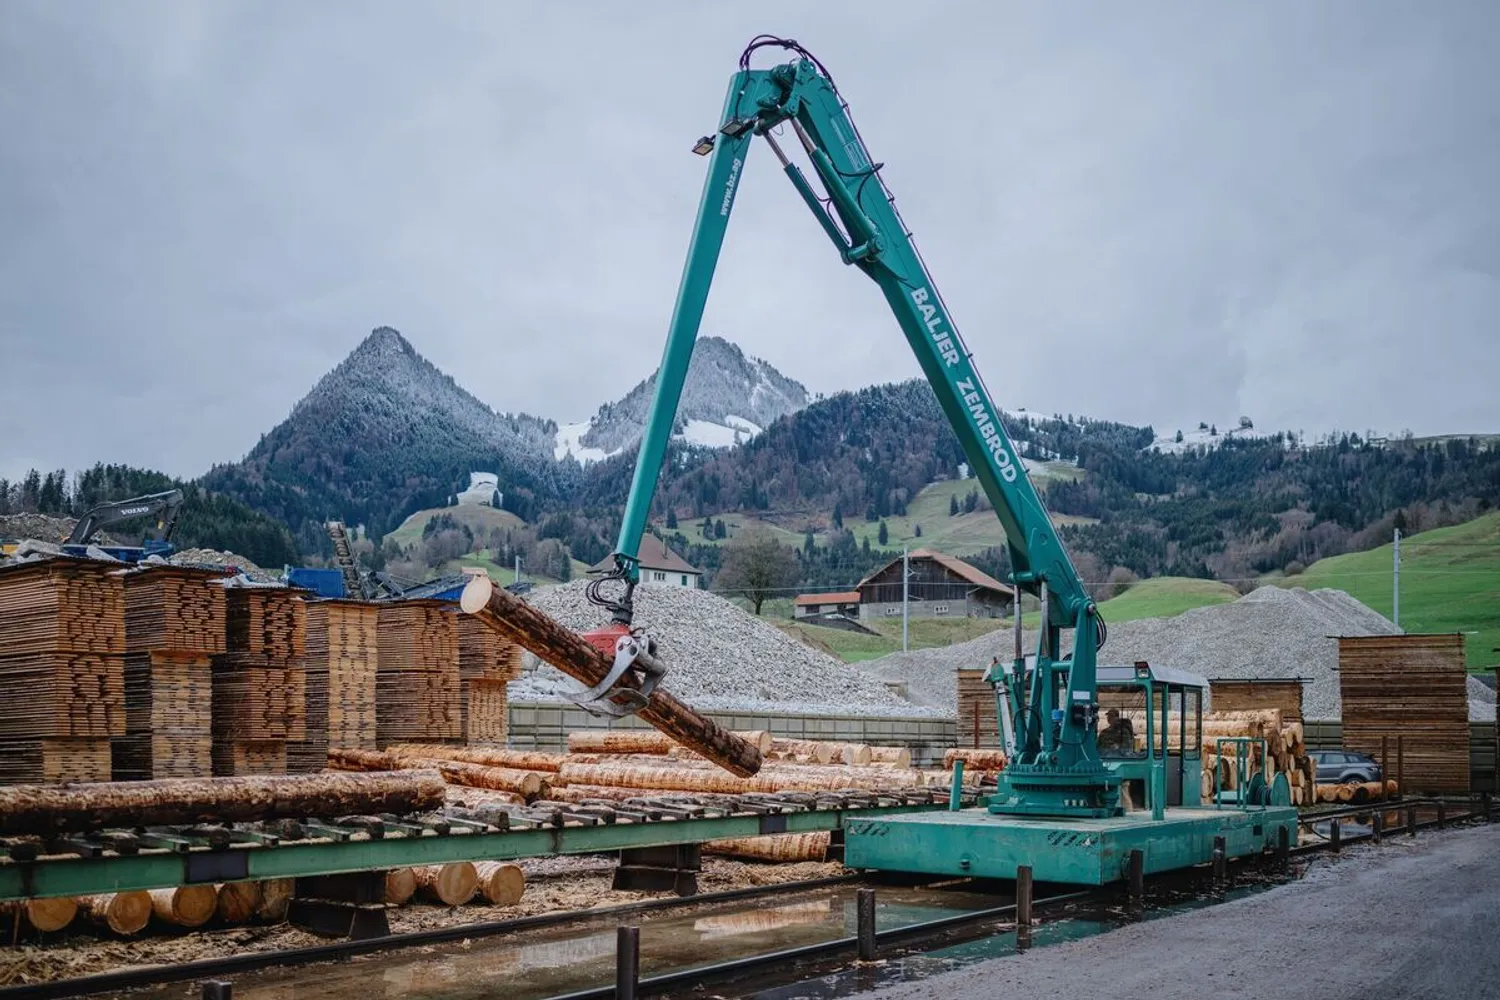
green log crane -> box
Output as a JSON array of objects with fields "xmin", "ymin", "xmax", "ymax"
[{"xmin": 579, "ymin": 37, "xmax": 1121, "ymax": 819}]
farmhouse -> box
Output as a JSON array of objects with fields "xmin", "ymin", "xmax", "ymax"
[
  {"xmin": 590, "ymin": 534, "xmax": 701, "ymax": 589},
  {"xmin": 792, "ymin": 591, "xmax": 862, "ymax": 619},
  {"xmin": 855, "ymin": 548, "xmax": 1014, "ymax": 619}
]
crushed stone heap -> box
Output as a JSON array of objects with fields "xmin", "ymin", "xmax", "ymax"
[
  {"xmin": 860, "ymin": 585, "xmax": 1493, "ymax": 722},
  {"xmin": 510, "ymin": 581, "xmax": 942, "ymax": 717}
]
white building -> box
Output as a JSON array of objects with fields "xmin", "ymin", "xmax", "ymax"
[{"xmin": 589, "ymin": 534, "xmax": 702, "ymax": 589}]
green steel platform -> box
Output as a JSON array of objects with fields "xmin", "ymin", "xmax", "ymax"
[{"xmin": 842, "ymin": 805, "xmax": 1298, "ymax": 886}]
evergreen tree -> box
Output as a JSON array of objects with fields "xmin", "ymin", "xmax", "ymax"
[
  {"xmin": 666, "ymin": 508, "xmax": 678, "ymax": 529},
  {"xmin": 714, "ymin": 518, "xmax": 726, "ymax": 540},
  {"xmin": 832, "ymin": 504, "xmax": 843, "ymax": 529},
  {"xmin": 803, "ymin": 527, "xmax": 815, "ymax": 555},
  {"xmin": 878, "ymin": 520, "xmax": 889, "ymax": 545},
  {"xmin": 0, "ymin": 479, "xmax": 10, "ymax": 516},
  {"xmin": 949, "ymin": 494, "xmax": 959, "ymax": 516},
  {"xmin": 914, "ymin": 523, "xmax": 922, "ymax": 538},
  {"xmin": 20, "ymin": 469, "xmax": 41, "ymax": 512},
  {"xmin": 1174, "ymin": 430, "xmax": 1183, "ymax": 443}
]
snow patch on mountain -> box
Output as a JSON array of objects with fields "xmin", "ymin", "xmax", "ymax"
[
  {"xmin": 680, "ymin": 416, "xmax": 762, "ymax": 449},
  {"xmin": 554, "ymin": 419, "xmax": 616, "ymax": 464}
]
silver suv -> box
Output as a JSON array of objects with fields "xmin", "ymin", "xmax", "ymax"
[{"xmin": 1309, "ymin": 749, "xmax": 1383, "ymax": 785}]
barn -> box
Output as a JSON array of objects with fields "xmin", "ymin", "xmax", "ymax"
[{"xmin": 855, "ymin": 548, "xmax": 1014, "ymax": 620}]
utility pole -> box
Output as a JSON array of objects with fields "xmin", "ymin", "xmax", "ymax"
[
  {"xmin": 1392, "ymin": 526, "xmax": 1401, "ymax": 630},
  {"xmin": 515, "ymin": 554, "xmax": 523, "ymax": 586},
  {"xmin": 902, "ymin": 546, "xmax": 910, "ymax": 653}
]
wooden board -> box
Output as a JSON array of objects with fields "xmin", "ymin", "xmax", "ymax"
[
  {"xmin": 113, "ymin": 652, "xmax": 212, "ymax": 780},
  {"xmin": 0, "ymin": 652, "xmax": 124, "ymax": 739},
  {"xmin": 0, "ymin": 737, "xmax": 112, "ymax": 784},
  {"xmin": 212, "ymin": 739, "xmax": 288, "ymax": 777},
  {"xmin": 1209, "ymin": 679, "xmax": 1305, "ymax": 723},
  {"xmin": 466, "ymin": 678, "xmax": 510, "ymax": 745},
  {"xmin": 225, "ymin": 588, "xmax": 306, "ymax": 659},
  {"xmin": 289, "ymin": 601, "xmax": 379, "ymax": 772},
  {"xmin": 122, "ymin": 566, "xmax": 229, "ymax": 655},
  {"xmin": 211, "ymin": 654, "xmax": 307, "ymax": 741},
  {"xmin": 455, "ymin": 613, "xmax": 523, "ymax": 682},
  {"xmin": 955, "ymin": 669, "xmax": 999, "ymax": 748},
  {"xmin": 377, "ymin": 602, "xmax": 457, "ymax": 673},
  {"xmin": 1338, "ymin": 634, "xmax": 1470, "ymax": 794},
  {"xmin": 0, "ymin": 558, "xmax": 125, "ymax": 656}
]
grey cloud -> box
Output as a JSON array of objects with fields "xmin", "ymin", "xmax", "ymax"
[{"xmin": 1, "ymin": 0, "xmax": 1497, "ymax": 482}]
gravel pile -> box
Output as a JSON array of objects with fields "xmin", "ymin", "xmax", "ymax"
[
  {"xmin": 169, "ymin": 548, "xmax": 280, "ymax": 583},
  {"xmin": 860, "ymin": 585, "xmax": 1491, "ymax": 722},
  {"xmin": 511, "ymin": 581, "xmax": 942, "ymax": 717}
]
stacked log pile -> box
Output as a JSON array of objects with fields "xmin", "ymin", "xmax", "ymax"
[
  {"xmin": 213, "ymin": 588, "xmax": 307, "ymax": 776},
  {"xmin": 1122, "ymin": 709, "xmax": 1318, "ymax": 805},
  {"xmin": 377, "ymin": 602, "xmax": 461, "ymax": 747},
  {"xmin": 292, "ymin": 600, "xmax": 379, "ymax": 773},
  {"xmin": 1337, "ymin": 634, "xmax": 1471, "ymax": 794},
  {"xmin": 115, "ymin": 567, "xmax": 228, "ymax": 780},
  {"xmin": 0, "ymin": 558, "xmax": 125, "ymax": 784},
  {"xmin": 455, "ymin": 612, "xmax": 524, "ymax": 745}
]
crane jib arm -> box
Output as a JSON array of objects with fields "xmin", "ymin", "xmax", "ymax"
[{"xmin": 604, "ymin": 37, "xmax": 1120, "ymax": 818}]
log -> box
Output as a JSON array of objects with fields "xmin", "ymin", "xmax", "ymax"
[
  {"xmin": 214, "ymin": 881, "xmax": 262, "ymax": 924},
  {"xmin": 385, "ymin": 869, "xmax": 417, "ymax": 906},
  {"xmin": 768, "ymin": 739, "xmax": 835, "ymax": 764},
  {"xmin": 79, "ymin": 891, "xmax": 152, "ymax": 935},
  {"xmin": 554, "ymin": 761, "xmax": 924, "ymax": 795},
  {"xmin": 567, "ymin": 730, "xmax": 772, "ymax": 756},
  {"xmin": 415, "ymin": 862, "xmax": 478, "ymax": 906},
  {"xmin": 398, "ymin": 757, "xmax": 543, "ymax": 797},
  {"xmin": 473, "ymin": 862, "xmax": 525, "ymax": 906},
  {"xmin": 325, "ymin": 747, "xmax": 401, "ymax": 771},
  {"xmin": 944, "ymin": 748, "xmax": 1009, "ymax": 771},
  {"xmin": 830, "ymin": 744, "xmax": 873, "ymax": 766},
  {"xmin": 149, "ymin": 885, "xmax": 217, "ymax": 928},
  {"xmin": 1, "ymin": 896, "xmax": 77, "ymax": 933},
  {"xmin": 459, "ymin": 575, "xmax": 762, "ymax": 776},
  {"xmin": 0, "ymin": 769, "xmax": 448, "ymax": 835},
  {"xmin": 256, "ymin": 879, "xmax": 293, "ymax": 922},
  {"xmin": 386, "ymin": 744, "xmax": 569, "ymax": 773},
  {"xmin": 703, "ymin": 832, "xmax": 832, "ymax": 863},
  {"xmin": 868, "ymin": 746, "xmax": 912, "ymax": 767}
]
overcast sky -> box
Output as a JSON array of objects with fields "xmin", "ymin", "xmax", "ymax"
[{"xmin": 2, "ymin": 1, "xmax": 1497, "ymax": 483}]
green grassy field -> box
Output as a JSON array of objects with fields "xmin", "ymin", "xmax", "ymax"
[
  {"xmin": 1273, "ymin": 511, "xmax": 1500, "ymax": 670},
  {"xmin": 1090, "ymin": 577, "xmax": 1241, "ymax": 621},
  {"xmin": 386, "ymin": 504, "xmax": 528, "ymax": 550}
]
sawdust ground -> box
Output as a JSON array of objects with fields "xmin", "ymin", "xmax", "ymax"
[{"xmin": 0, "ymin": 857, "xmax": 843, "ymax": 986}]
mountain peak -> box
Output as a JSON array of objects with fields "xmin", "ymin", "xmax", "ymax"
[
  {"xmin": 352, "ymin": 325, "xmax": 416, "ymax": 360},
  {"xmin": 558, "ymin": 335, "xmax": 810, "ymax": 462}
]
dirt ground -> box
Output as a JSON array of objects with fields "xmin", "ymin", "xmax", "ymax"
[
  {"xmin": 862, "ymin": 822, "xmax": 1500, "ymax": 1000},
  {"xmin": 0, "ymin": 855, "xmax": 844, "ymax": 986}
]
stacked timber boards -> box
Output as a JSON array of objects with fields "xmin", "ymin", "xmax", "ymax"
[
  {"xmin": 214, "ymin": 587, "xmax": 307, "ymax": 775},
  {"xmin": 1337, "ymin": 634, "xmax": 1470, "ymax": 793},
  {"xmin": 955, "ymin": 669, "xmax": 998, "ymax": 749},
  {"xmin": 115, "ymin": 566, "xmax": 230, "ymax": 780},
  {"xmin": 1208, "ymin": 679, "xmax": 1305, "ymax": 723},
  {"xmin": 293, "ymin": 600, "xmax": 380, "ymax": 771},
  {"xmin": 376, "ymin": 602, "xmax": 461, "ymax": 747},
  {"xmin": 455, "ymin": 615, "xmax": 523, "ymax": 745},
  {"xmin": 0, "ymin": 558, "xmax": 125, "ymax": 782}
]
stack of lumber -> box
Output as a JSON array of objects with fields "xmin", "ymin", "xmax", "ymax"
[
  {"xmin": 291, "ymin": 600, "xmax": 379, "ymax": 773},
  {"xmin": 453, "ymin": 594, "xmax": 521, "ymax": 748},
  {"xmin": 455, "ymin": 613, "xmax": 523, "ymax": 745},
  {"xmin": 1208, "ymin": 679, "xmax": 1305, "ymax": 722},
  {"xmin": 0, "ymin": 558, "xmax": 125, "ymax": 783},
  {"xmin": 377, "ymin": 602, "xmax": 461, "ymax": 747},
  {"xmin": 1337, "ymin": 634, "xmax": 1471, "ymax": 794},
  {"xmin": 955, "ymin": 668, "xmax": 1000, "ymax": 748},
  {"xmin": 214, "ymin": 588, "xmax": 307, "ymax": 776},
  {"xmin": 115, "ymin": 567, "xmax": 227, "ymax": 780}
]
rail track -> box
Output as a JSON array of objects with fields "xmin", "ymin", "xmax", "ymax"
[{"xmin": 0, "ymin": 795, "xmax": 1485, "ymax": 1000}]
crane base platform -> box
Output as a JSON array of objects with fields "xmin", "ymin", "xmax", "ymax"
[{"xmin": 842, "ymin": 805, "xmax": 1298, "ymax": 886}]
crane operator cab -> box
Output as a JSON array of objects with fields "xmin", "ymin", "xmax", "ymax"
[{"xmin": 1096, "ymin": 661, "xmax": 1206, "ymax": 820}]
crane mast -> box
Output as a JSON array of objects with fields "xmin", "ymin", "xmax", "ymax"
[{"xmin": 601, "ymin": 37, "xmax": 1119, "ymax": 818}]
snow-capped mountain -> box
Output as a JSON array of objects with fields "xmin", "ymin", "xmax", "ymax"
[{"xmin": 554, "ymin": 336, "xmax": 808, "ymax": 464}]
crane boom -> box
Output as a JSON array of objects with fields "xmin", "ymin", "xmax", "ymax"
[{"xmin": 601, "ymin": 37, "xmax": 1119, "ymax": 817}]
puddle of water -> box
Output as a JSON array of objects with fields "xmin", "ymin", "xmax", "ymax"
[{"xmin": 123, "ymin": 883, "xmax": 1013, "ymax": 1000}]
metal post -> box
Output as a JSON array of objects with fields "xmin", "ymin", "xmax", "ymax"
[
  {"xmin": 1397, "ymin": 736, "xmax": 1405, "ymax": 795},
  {"xmin": 1277, "ymin": 825, "xmax": 1290, "ymax": 868},
  {"xmin": 901, "ymin": 546, "xmax": 909, "ymax": 653},
  {"xmin": 856, "ymin": 887, "xmax": 877, "ymax": 961},
  {"xmin": 1127, "ymin": 849, "xmax": 1144, "ymax": 900},
  {"xmin": 616, "ymin": 925, "xmax": 640, "ymax": 1000},
  {"xmin": 1408, "ymin": 806, "xmax": 1417, "ymax": 837},
  {"xmin": 1437, "ymin": 801, "xmax": 1447, "ymax": 829},
  {"xmin": 1392, "ymin": 526, "xmax": 1401, "ymax": 630},
  {"xmin": 1372, "ymin": 811, "xmax": 1382, "ymax": 843},
  {"xmin": 949, "ymin": 760, "xmax": 965, "ymax": 811},
  {"xmin": 1381, "ymin": 735, "xmax": 1389, "ymax": 791},
  {"xmin": 201, "ymin": 983, "xmax": 232, "ymax": 1000},
  {"xmin": 972, "ymin": 700, "xmax": 980, "ymax": 749},
  {"xmin": 1015, "ymin": 865, "xmax": 1033, "ymax": 928},
  {"xmin": 1212, "ymin": 835, "xmax": 1226, "ymax": 883},
  {"xmin": 1329, "ymin": 820, "xmax": 1341, "ymax": 852}
]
